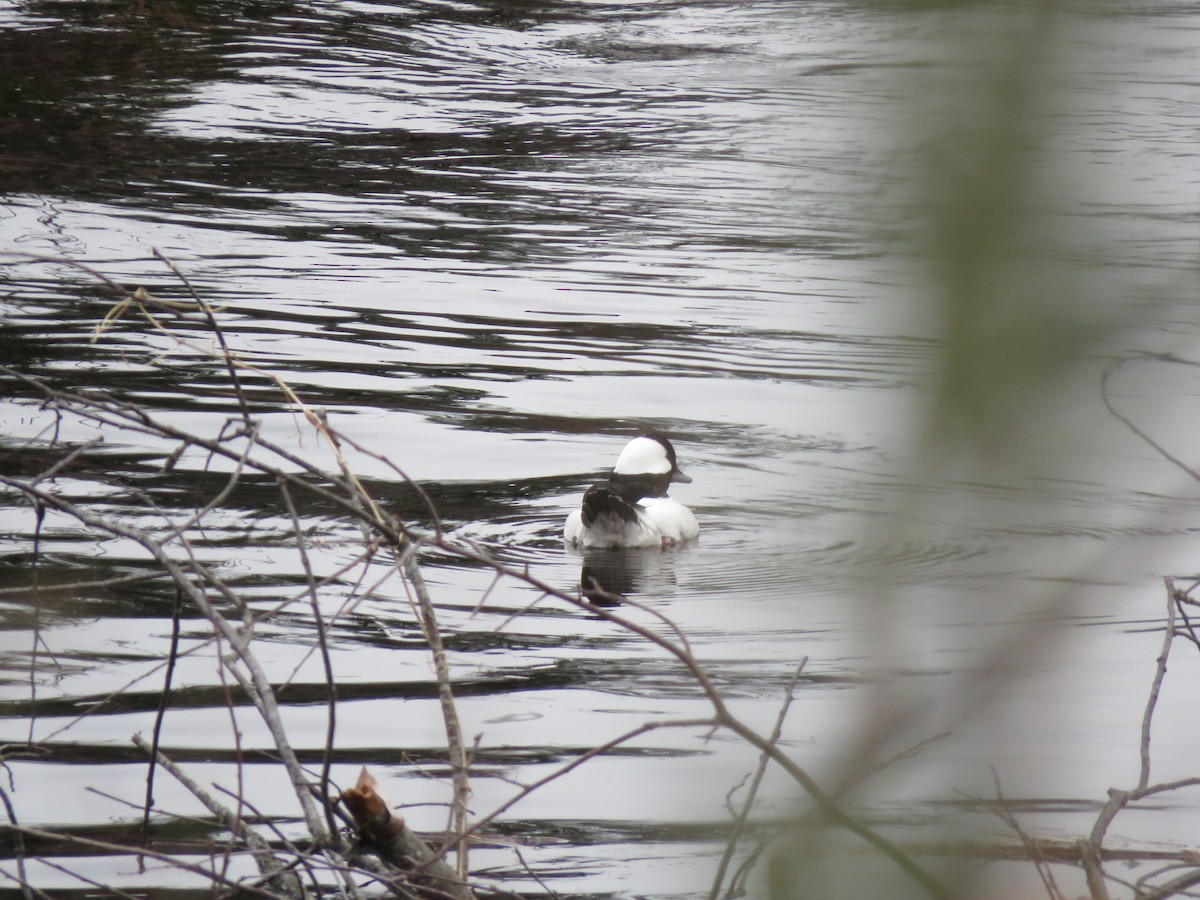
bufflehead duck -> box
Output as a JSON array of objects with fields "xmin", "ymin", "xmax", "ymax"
[{"xmin": 564, "ymin": 434, "xmax": 699, "ymax": 549}]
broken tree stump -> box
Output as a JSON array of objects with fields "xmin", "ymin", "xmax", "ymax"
[{"xmin": 340, "ymin": 767, "xmax": 475, "ymax": 900}]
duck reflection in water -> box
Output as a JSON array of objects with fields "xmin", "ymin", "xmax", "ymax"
[
  {"xmin": 564, "ymin": 434, "xmax": 699, "ymax": 604},
  {"xmin": 577, "ymin": 547, "xmax": 694, "ymax": 605}
]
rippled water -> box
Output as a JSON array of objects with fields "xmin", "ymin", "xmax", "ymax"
[{"xmin": 4, "ymin": 1, "xmax": 1200, "ymax": 897}]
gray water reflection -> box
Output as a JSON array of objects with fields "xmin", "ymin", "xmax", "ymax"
[{"xmin": 4, "ymin": 0, "xmax": 1200, "ymax": 897}]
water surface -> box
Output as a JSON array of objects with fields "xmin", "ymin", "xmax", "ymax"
[{"xmin": 4, "ymin": 1, "xmax": 1200, "ymax": 897}]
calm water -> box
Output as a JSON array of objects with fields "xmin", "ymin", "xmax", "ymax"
[{"xmin": 3, "ymin": 1, "xmax": 1200, "ymax": 897}]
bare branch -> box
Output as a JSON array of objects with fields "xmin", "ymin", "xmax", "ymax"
[
  {"xmin": 131, "ymin": 733, "xmax": 305, "ymax": 897},
  {"xmin": 709, "ymin": 659, "xmax": 807, "ymax": 900},
  {"xmin": 0, "ymin": 821, "xmax": 296, "ymax": 900}
]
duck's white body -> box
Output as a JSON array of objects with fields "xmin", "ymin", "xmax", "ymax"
[
  {"xmin": 564, "ymin": 496, "xmax": 698, "ymax": 548},
  {"xmin": 564, "ymin": 435, "xmax": 699, "ymax": 550}
]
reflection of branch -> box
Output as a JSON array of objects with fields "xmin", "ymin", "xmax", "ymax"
[{"xmin": 0, "ymin": 570, "xmax": 166, "ymax": 599}]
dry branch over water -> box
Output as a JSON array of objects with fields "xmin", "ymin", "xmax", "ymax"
[{"xmin": 0, "ymin": 254, "xmax": 948, "ymax": 898}]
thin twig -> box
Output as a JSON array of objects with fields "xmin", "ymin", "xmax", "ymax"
[
  {"xmin": 438, "ymin": 717, "xmax": 719, "ymax": 858},
  {"xmin": 160, "ymin": 422, "xmax": 259, "ymax": 544},
  {"xmin": 1141, "ymin": 579, "xmax": 1178, "ymax": 792},
  {"xmin": 1, "ymin": 476, "xmax": 331, "ymax": 846},
  {"xmin": 709, "ymin": 659, "xmax": 807, "ymax": 900},
  {"xmin": 0, "ymin": 785, "xmax": 33, "ymax": 900},
  {"xmin": 987, "ymin": 768, "xmax": 1064, "ymax": 900},
  {"xmin": 0, "ymin": 821, "xmax": 295, "ymax": 900},
  {"xmin": 513, "ymin": 847, "xmax": 559, "ymax": 900},
  {"xmin": 3, "ymin": 856, "xmax": 134, "ymax": 900},
  {"xmin": 153, "ymin": 249, "xmax": 252, "ymax": 424},
  {"xmin": 427, "ymin": 549, "xmax": 953, "ymax": 900},
  {"xmin": 0, "ymin": 570, "xmax": 167, "ymax": 598},
  {"xmin": 27, "ymin": 437, "xmax": 102, "ymax": 485},
  {"xmin": 279, "ymin": 477, "xmax": 341, "ymax": 843},
  {"xmin": 1101, "ymin": 359, "xmax": 1200, "ymax": 483},
  {"xmin": 1082, "ymin": 579, "xmax": 1181, "ymax": 900},
  {"xmin": 134, "ymin": 730, "xmax": 304, "ymax": 895},
  {"xmin": 26, "ymin": 498, "xmax": 45, "ymax": 748},
  {"xmin": 140, "ymin": 583, "xmax": 185, "ymax": 852},
  {"xmin": 397, "ymin": 548, "xmax": 471, "ymax": 883}
]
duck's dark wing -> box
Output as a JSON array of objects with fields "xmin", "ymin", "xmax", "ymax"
[{"xmin": 580, "ymin": 482, "xmax": 641, "ymax": 528}]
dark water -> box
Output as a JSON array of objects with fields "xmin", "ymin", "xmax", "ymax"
[{"xmin": 4, "ymin": 1, "xmax": 1200, "ymax": 897}]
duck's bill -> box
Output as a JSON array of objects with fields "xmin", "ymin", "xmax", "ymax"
[{"xmin": 670, "ymin": 470, "xmax": 693, "ymax": 484}]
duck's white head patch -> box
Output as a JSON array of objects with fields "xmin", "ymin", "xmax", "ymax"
[{"xmin": 613, "ymin": 436, "xmax": 672, "ymax": 476}]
